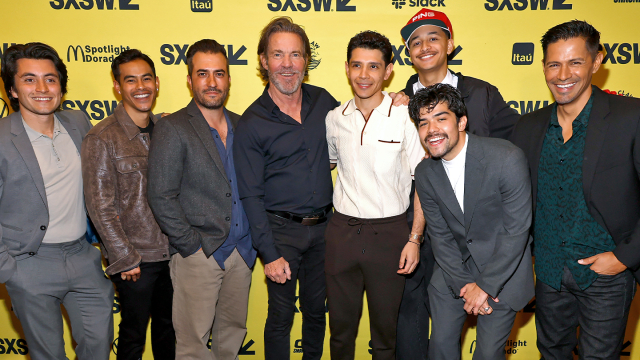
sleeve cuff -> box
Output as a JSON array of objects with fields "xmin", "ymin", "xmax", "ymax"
[{"xmin": 260, "ymin": 245, "xmax": 282, "ymax": 264}]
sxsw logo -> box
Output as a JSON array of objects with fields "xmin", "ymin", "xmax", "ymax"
[
  {"xmin": 392, "ymin": 0, "xmax": 445, "ymax": 9},
  {"xmin": 50, "ymin": 0, "xmax": 139, "ymax": 10},
  {"xmin": 160, "ymin": 44, "xmax": 248, "ymax": 65},
  {"xmin": 191, "ymin": 0, "xmax": 212, "ymax": 12},
  {"xmin": 62, "ymin": 100, "xmax": 119, "ymax": 121},
  {"xmin": 267, "ymin": 0, "xmax": 356, "ymax": 12},
  {"xmin": 507, "ymin": 100, "xmax": 550, "ymax": 115},
  {"xmin": 392, "ymin": 44, "xmax": 463, "ymax": 66},
  {"xmin": 485, "ymin": 0, "xmax": 572, "ymax": 11},
  {"xmin": 293, "ymin": 339, "xmax": 303, "ymax": 353},
  {"xmin": 512, "ymin": 42, "xmax": 534, "ymax": 65},
  {"xmin": 0, "ymin": 339, "xmax": 28, "ymax": 355},
  {"xmin": 0, "ymin": 98, "xmax": 10, "ymax": 119},
  {"xmin": 602, "ymin": 43, "xmax": 640, "ymax": 64}
]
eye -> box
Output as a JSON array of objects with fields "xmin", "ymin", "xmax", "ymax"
[
  {"xmin": 412, "ymin": 41, "xmax": 421, "ymax": 47},
  {"xmin": 370, "ymin": 64, "xmax": 378, "ymax": 69},
  {"xmin": 292, "ymin": 53, "xmax": 300, "ymax": 58}
]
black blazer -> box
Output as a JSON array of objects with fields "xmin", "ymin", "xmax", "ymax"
[
  {"xmin": 511, "ymin": 86, "xmax": 640, "ymax": 282},
  {"xmin": 147, "ymin": 100, "xmax": 240, "ymax": 258}
]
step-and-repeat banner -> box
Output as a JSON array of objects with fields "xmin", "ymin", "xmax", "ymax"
[{"xmin": 0, "ymin": 0, "xmax": 639, "ymax": 358}]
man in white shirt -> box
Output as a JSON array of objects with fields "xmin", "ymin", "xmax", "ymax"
[{"xmin": 324, "ymin": 31, "xmax": 426, "ymax": 360}]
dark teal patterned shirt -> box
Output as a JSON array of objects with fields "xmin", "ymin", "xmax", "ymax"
[{"xmin": 534, "ymin": 93, "xmax": 615, "ymax": 290}]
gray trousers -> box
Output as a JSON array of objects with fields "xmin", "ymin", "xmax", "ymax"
[{"xmin": 4, "ymin": 238, "xmax": 114, "ymax": 360}]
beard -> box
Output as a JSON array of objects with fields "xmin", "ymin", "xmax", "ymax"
[
  {"xmin": 424, "ymin": 132, "xmax": 458, "ymax": 159},
  {"xmin": 268, "ymin": 67, "xmax": 304, "ymax": 95},
  {"xmin": 194, "ymin": 86, "xmax": 228, "ymax": 110}
]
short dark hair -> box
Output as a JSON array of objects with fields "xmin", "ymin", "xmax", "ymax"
[
  {"xmin": 347, "ymin": 31, "xmax": 393, "ymax": 66},
  {"xmin": 186, "ymin": 39, "xmax": 228, "ymax": 76},
  {"xmin": 257, "ymin": 16, "xmax": 311, "ymax": 81},
  {"xmin": 408, "ymin": 83, "xmax": 467, "ymax": 129},
  {"xmin": 111, "ymin": 49, "xmax": 156, "ymax": 83},
  {"xmin": 541, "ymin": 20, "xmax": 600, "ymax": 61},
  {"xmin": 1, "ymin": 42, "xmax": 68, "ymax": 112}
]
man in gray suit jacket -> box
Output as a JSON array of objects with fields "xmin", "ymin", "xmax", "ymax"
[
  {"xmin": 410, "ymin": 84, "xmax": 533, "ymax": 360},
  {"xmin": 0, "ymin": 43, "xmax": 114, "ymax": 359},
  {"xmin": 147, "ymin": 39, "xmax": 256, "ymax": 360}
]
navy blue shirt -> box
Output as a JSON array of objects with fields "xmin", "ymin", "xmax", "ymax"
[
  {"xmin": 234, "ymin": 84, "xmax": 339, "ymax": 263},
  {"xmin": 209, "ymin": 110, "xmax": 256, "ymax": 269}
]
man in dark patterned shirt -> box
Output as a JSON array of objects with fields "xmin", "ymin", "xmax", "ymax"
[{"xmin": 511, "ymin": 20, "xmax": 640, "ymax": 359}]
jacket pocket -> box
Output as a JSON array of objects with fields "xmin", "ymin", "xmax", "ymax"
[
  {"xmin": 378, "ymin": 140, "xmax": 401, "ymax": 144},
  {"xmin": 115, "ymin": 156, "xmax": 148, "ymax": 174}
]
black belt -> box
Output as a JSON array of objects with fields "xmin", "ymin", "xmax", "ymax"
[{"xmin": 267, "ymin": 205, "xmax": 333, "ymax": 226}]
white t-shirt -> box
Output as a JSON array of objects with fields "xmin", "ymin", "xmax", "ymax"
[{"xmin": 441, "ymin": 134, "xmax": 469, "ymax": 212}]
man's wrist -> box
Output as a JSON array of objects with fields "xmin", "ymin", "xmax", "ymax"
[{"xmin": 409, "ymin": 233, "xmax": 424, "ymax": 244}]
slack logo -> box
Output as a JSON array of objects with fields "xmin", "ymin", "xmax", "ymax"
[
  {"xmin": 191, "ymin": 0, "xmax": 212, "ymax": 12},
  {"xmin": 512, "ymin": 42, "xmax": 534, "ymax": 65}
]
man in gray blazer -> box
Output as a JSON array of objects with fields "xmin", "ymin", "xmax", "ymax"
[
  {"xmin": 147, "ymin": 39, "xmax": 256, "ymax": 360},
  {"xmin": 410, "ymin": 84, "xmax": 533, "ymax": 360},
  {"xmin": 0, "ymin": 43, "xmax": 114, "ymax": 359}
]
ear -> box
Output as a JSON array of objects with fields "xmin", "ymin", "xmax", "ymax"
[
  {"xmin": 345, "ymin": 61, "xmax": 350, "ymax": 78},
  {"xmin": 447, "ymin": 38, "xmax": 455, "ymax": 55},
  {"xmin": 458, "ymin": 115, "xmax": 468, "ymax": 132},
  {"xmin": 260, "ymin": 54, "xmax": 268, "ymax": 72},
  {"xmin": 113, "ymin": 80, "xmax": 121, "ymax": 95},
  {"xmin": 384, "ymin": 62, "xmax": 394, "ymax": 81},
  {"xmin": 10, "ymin": 86, "xmax": 17, "ymax": 99},
  {"xmin": 592, "ymin": 51, "xmax": 604, "ymax": 74},
  {"xmin": 155, "ymin": 76, "xmax": 160, "ymax": 92},
  {"xmin": 187, "ymin": 74, "xmax": 192, "ymax": 90}
]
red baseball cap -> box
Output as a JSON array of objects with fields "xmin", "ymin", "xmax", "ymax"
[{"xmin": 401, "ymin": 9, "xmax": 453, "ymax": 48}]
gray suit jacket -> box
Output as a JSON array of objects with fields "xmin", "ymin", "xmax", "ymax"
[
  {"xmin": 415, "ymin": 133, "xmax": 534, "ymax": 311},
  {"xmin": 0, "ymin": 110, "xmax": 92, "ymax": 283},
  {"xmin": 147, "ymin": 100, "xmax": 238, "ymax": 258}
]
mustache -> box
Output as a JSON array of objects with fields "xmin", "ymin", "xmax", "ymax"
[
  {"xmin": 202, "ymin": 87, "xmax": 222, "ymax": 94},
  {"xmin": 425, "ymin": 133, "xmax": 449, "ymax": 142}
]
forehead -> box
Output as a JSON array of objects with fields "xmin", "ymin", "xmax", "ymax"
[
  {"xmin": 545, "ymin": 37, "xmax": 591, "ymax": 61},
  {"xmin": 419, "ymin": 101, "xmax": 452, "ymax": 118},
  {"xmin": 191, "ymin": 51, "xmax": 228, "ymax": 69},
  {"xmin": 349, "ymin": 47, "xmax": 385, "ymax": 63},
  {"xmin": 268, "ymin": 32, "xmax": 304, "ymax": 52},
  {"xmin": 118, "ymin": 58, "xmax": 153, "ymax": 76},
  {"xmin": 411, "ymin": 25, "xmax": 448, "ymax": 40},
  {"xmin": 15, "ymin": 58, "xmax": 58, "ymax": 76}
]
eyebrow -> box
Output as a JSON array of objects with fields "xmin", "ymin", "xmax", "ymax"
[
  {"xmin": 409, "ymin": 31, "xmax": 440, "ymax": 44},
  {"xmin": 123, "ymin": 73, "xmax": 154, "ymax": 79},
  {"xmin": 19, "ymin": 72, "xmax": 58, "ymax": 78},
  {"xmin": 432, "ymin": 111, "xmax": 449, "ymax": 117},
  {"xmin": 196, "ymin": 68, "xmax": 226, "ymax": 74}
]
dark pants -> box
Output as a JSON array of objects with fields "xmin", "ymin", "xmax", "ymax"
[
  {"xmin": 325, "ymin": 211, "xmax": 408, "ymax": 360},
  {"xmin": 111, "ymin": 261, "xmax": 175, "ymax": 360},
  {"xmin": 264, "ymin": 212, "xmax": 329, "ymax": 360},
  {"xmin": 536, "ymin": 266, "xmax": 635, "ymax": 360}
]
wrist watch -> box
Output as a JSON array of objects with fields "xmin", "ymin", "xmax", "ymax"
[{"xmin": 409, "ymin": 233, "xmax": 424, "ymax": 244}]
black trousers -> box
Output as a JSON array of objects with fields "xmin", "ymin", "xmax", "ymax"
[
  {"xmin": 536, "ymin": 266, "xmax": 635, "ymax": 360},
  {"xmin": 264, "ymin": 212, "xmax": 329, "ymax": 360},
  {"xmin": 111, "ymin": 260, "xmax": 175, "ymax": 360},
  {"xmin": 325, "ymin": 211, "xmax": 408, "ymax": 360}
]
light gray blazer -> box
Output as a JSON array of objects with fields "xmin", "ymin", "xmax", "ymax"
[
  {"xmin": 415, "ymin": 133, "xmax": 535, "ymax": 311},
  {"xmin": 0, "ymin": 110, "xmax": 92, "ymax": 283}
]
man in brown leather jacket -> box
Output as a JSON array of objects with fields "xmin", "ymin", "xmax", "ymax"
[{"xmin": 81, "ymin": 49, "xmax": 175, "ymax": 360}]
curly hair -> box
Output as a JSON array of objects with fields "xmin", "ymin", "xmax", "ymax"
[
  {"xmin": 347, "ymin": 30, "xmax": 393, "ymax": 66},
  {"xmin": 408, "ymin": 83, "xmax": 467, "ymax": 129}
]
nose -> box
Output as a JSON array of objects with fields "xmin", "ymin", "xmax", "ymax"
[
  {"xmin": 282, "ymin": 54, "xmax": 293, "ymax": 67},
  {"xmin": 35, "ymin": 78, "xmax": 48, "ymax": 93},
  {"xmin": 558, "ymin": 64, "xmax": 571, "ymax": 81}
]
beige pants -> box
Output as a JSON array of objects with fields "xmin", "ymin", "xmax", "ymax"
[{"xmin": 170, "ymin": 248, "xmax": 252, "ymax": 360}]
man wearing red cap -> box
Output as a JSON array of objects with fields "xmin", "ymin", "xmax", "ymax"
[{"xmin": 396, "ymin": 8, "xmax": 520, "ymax": 360}]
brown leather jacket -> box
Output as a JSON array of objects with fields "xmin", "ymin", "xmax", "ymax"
[{"xmin": 81, "ymin": 103, "xmax": 169, "ymax": 275}]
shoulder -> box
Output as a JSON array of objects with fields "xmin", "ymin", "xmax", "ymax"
[
  {"xmin": 601, "ymin": 90, "xmax": 640, "ymax": 117},
  {"xmin": 456, "ymin": 72, "xmax": 498, "ymax": 94},
  {"xmin": 327, "ymin": 100, "xmax": 350, "ymax": 120},
  {"xmin": 85, "ymin": 113, "xmax": 118, "ymax": 137},
  {"xmin": 156, "ymin": 107, "xmax": 189, "ymax": 127},
  {"xmin": 474, "ymin": 135, "xmax": 526, "ymax": 163},
  {"xmin": 57, "ymin": 109, "xmax": 91, "ymax": 127}
]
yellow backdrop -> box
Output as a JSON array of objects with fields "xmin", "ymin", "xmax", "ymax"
[{"xmin": 0, "ymin": 0, "xmax": 639, "ymax": 358}]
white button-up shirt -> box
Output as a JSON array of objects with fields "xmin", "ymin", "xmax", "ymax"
[{"xmin": 326, "ymin": 92, "xmax": 425, "ymax": 219}]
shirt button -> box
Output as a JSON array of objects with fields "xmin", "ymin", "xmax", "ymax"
[
  {"xmin": 29, "ymin": 252, "xmax": 35, "ymax": 256},
  {"xmin": 466, "ymin": 239, "xmax": 472, "ymax": 244},
  {"xmin": 40, "ymin": 225, "xmax": 47, "ymax": 230},
  {"xmin": 234, "ymin": 201, "xmax": 237, "ymax": 204},
  {"xmin": 226, "ymin": 193, "xmax": 231, "ymax": 197},
  {"xmin": 133, "ymin": 164, "xmax": 138, "ymax": 168},
  {"xmin": 560, "ymin": 158, "xmax": 565, "ymax": 163},
  {"xmin": 559, "ymin": 186, "xmax": 563, "ymax": 190},
  {"xmin": 561, "ymin": 241, "xmax": 566, "ymax": 246},
  {"xmin": 143, "ymin": 136, "xmax": 147, "ymax": 141},
  {"xmin": 559, "ymin": 214, "xmax": 564, "ymax": 219},
  {"xmin": 225, "ymin": 217, "xmax": 230, "ymax": 221},
  {"xmin": 313, "ymin": 191, "xmax": 316, "ymax": 194},
  {"xmin": 308, "ymin": 148, "xmax": 311, "ymax": 151}
]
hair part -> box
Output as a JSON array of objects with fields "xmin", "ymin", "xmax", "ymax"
[
  {"xmin": 111, "ymin": 49, "xmax": 156, "ymax": 83},
  {"xmin": 257, "ymin": 16, "xmax": 311, "ymax": 81},
  {"xmin": 1, "ymin": 42, "xmax": 68, "ymax": 112},
  {"xmin": 541, "ymin": 20, "xmax": 600, "ymax": 61},
  {"xmin": 408, "ymin": 83, "xmax": 467, "ymax": 129},
  {"xmin": 186, "ymin": 39, "xmax": 228, "ymax": 77},
  {"xmin": 347, "ymin": 30, "xmax": 393, "ymax": 66}
]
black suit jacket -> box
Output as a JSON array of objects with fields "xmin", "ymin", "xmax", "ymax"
[
  {"xmin": 511, "ymin": 86, "xmax": 640, "ymax": 282},
  {"xmin": 147, "ymin": 100, "xmax": 240, "ymax": 258}
]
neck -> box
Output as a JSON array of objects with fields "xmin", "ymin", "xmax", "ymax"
[
  {"xmin": 417, "ymin": 66, "xmax": 449, "ymax": 87},
  {"xmin": 268, "ymin": 84, "xmax": 303, "ymax": 111},
  {"xmin": 122, "ymin": 103, "xmax": 151, "ymax": 128},
  {"xmin": 556, "ymin": 86, "xmax": 592, "ymax": 124},
  {"xmin": 196, "ymin": 103, "xmax": 226, "ymax": 128},
  {"xmin": 354, "ymin": 91, "xmax": 385, "ymax": 119},
  {"xmin": 443, "ymin": 131, "xmax": 466, "ymax": 161},
  {"xmin": 21, "ymin": 110, "xmax": 55, "ymax": 137}
]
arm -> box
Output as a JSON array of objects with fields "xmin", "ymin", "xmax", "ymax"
[
  {"xmin": 486, "ymin": 85, "xmax": 521, "ymax": 140},
  {"xmin": 0, "ymin": 175, "xmax": 17, "ymax": 284},
  {"xmin": 474, "ymin": 148, "xmax": 532, "ymax": 298},
  {"xmin": 82, "ymin": 134, "xmax": 141, "ymax": 276},
  {"xmin": 147, "ymin": 119, "xmax": 203, "ymax": 257},
  {"xmin": 398, "ymin": 191, "xmax": 424, "ymax": 274}
]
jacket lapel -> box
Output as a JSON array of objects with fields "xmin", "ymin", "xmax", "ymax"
[
  {"xmin": 55, "ymin": 111, "xmax": 83, "ymax": 152},
  {"xmin": 9, "ymin": 113, "xmax": 48, "ymax": 209},
  {"xmin": 187, "ymin": 100, "xmax": 229, "ymax": 183},
  {"xmin": 427, "ymin": 160, "xmax": 465, "ymax": 226},
  {"xmin": 582, "ymin": 87, "xmax": 610, "ymax": 205},
  {"xmin": 528, "ymin": 106, "xmax": 553, "ymax": 207},
  {"xmin": 463, "ymin": 135, "xmax": 485, "ymax": 233}
]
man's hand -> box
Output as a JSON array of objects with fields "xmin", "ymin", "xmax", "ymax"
[
  {"xmin": 388, "ymin": 91, "xmax": 410, "ymax": 106},
  {"xmin": 121, "ymin": 266, "xmax": 141, "ymax": 282},
  {"xmin": 460, "ymin": 282, "xmax": 492, "ymax": 316},
  {"xmin": 397, "ymin": 241, "xmax": 420, "ymax": 274},
  {"xmin": 265, "ymin": 257, "xmax": 292, "ymax": 284},
  {"xmin": 578, "ymin": 251, "xmax": 627, "ymax": 275}
]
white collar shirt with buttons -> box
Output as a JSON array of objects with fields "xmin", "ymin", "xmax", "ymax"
[
  {"xmin": 413, "ymin": 70, "xmax": 458, "ymax": 94},
  {"xmin": 326, "ymin": 92, "xmax": 425, "ymax": 219}
]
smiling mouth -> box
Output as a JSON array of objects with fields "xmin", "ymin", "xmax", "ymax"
[
  {"xmin": 32, "ymin": 97, "xmax": 53, "ymax": 101},
  {"xmin": 417, "ymin": 53, "xmax": 436, "ymax": 61},
  {"xmin": 555, "ymin": 82, "xmax": 577, "ymax": 90},
  {"xmin": 133, "ymin": 93, "xmax": 151, "ymax": 99},
  {"xmin": 427, "ymin": 135, "xmax": 446, "ymax": 146}
]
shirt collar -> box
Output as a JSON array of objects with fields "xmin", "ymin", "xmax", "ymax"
[
  {"xmin": 209, "ymin": 109, "xmax": 234, "ymax": 134},
  {"xmin": 259, "ymin": 82, "xmax": 312, "ymax": 115},
  {"xmin": 417, "ymin": 70, "xmax": 456, "ymax": 90},
  {"xmin": 550, "ymin": 89, "xmax": 595, "ymax": 128},
  {"xmin": 22, "ymin": 114, "xmax": 65, "ymax": 142},
  {"xmin": 342, "ymin": 91, "xmax": 393, "ymax": 117}
]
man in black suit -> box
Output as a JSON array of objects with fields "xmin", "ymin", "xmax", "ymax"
[
  {"xmin": 147, "ymin": 39, "xmax": 256, "ymax": 360},
  {"xmin": 412, "ymin": 84, "xmax": 534, "ymax": 360},
  {"xmin": 511, "ymin": 20, "xmax": 640, "ymax": 359}
]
